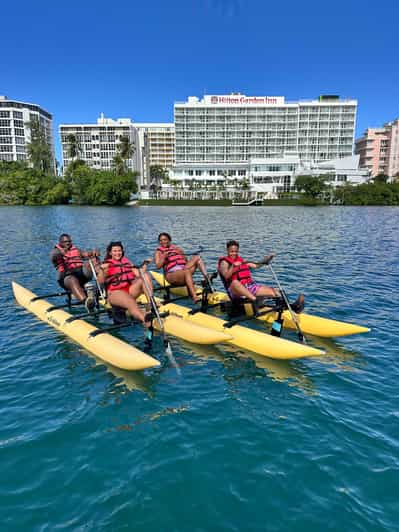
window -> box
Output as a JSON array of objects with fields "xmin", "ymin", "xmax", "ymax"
[
  {"xmin": 0, "ymin": 111, "xmax": 10, "ymax": 118},
  {"xmin": 195, "ymin": 170, "xmax": 202, "ymax": 176}
]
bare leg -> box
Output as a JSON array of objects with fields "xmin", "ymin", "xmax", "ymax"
[
  {"xmin": 63, "ymin": 275, "xmax": 86, "ymax": 302},
  {"xmin": 255, "ymin": 286, "xmax": 280, "ymax": 298},
  {"xmin": 129, "ymin": 275, "xmax": 153, "ymax": 308},
  {"xmin": 229, "ymin": 280, "xmax": 257, "ymax": 301},
  {"xmin": 166, "ymin": 268, "xmax": 200, "ymax": 302},
  {"xmin": 186, "ymin": 255, "xmax": 208, "ymax": 277},
  {"xmin": 107, "ymin": 290, "xmax": 148, "ymax": 325}
]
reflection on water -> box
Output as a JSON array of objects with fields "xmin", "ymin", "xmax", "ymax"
[
  {"xmin": 105, "ymin": 405, "xmax": 189, "ymax": 433},
  {"xmin": 309, "ymin": 335, "xmax": 366, "ymax": 372}
]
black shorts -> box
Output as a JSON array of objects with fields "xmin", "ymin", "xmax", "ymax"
[{"xmin": 58, "ymin": 268, "xmax": 91, "ymax": 289}]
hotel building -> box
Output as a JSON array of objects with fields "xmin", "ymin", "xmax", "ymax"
[
  {"xmin": 166, "ymin": 94, "xmax": 362, "ymax": 197},
  {"xmin": 174, "ymin": 94, "xmax": 357, "ymax": 164},
  {"xmin": 355, "ymin": 118, "xmax": 399, "ymax": 178},
  {"xmin": 0, "ymin": 95, "xmax": 55, "ymax": 169},
  {"xmin": 60, "ymin": 116, "xmax": 175, "ymax": 188}
]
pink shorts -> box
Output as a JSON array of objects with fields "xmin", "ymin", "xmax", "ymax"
[
  {"xmin": 167, "ymin": 264, "xmax": 186, "ymax": 273},
  {"xmin": 228, "ymin": 281, "xmax": 261, "ymax": 299}
]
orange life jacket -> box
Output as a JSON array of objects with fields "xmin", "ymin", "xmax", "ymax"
[
  {"xmin": 157, "ymin": 244, "xmax": 186, "ymax": 273},
  {"xmin": 54, "ymin": 244, "xmax": 84, "ymax": 274},
  {"xmin": 105, "ymin": 257, "xmax": 136, "ymax": 292},
  {"xmin": 218, "ymin": 255, "xmax": 253, "ymax": 289}
]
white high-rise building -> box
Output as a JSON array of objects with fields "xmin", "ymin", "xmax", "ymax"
[
  {"xmin": 60, "ymin": 114, "xmax": 135, "ymax": 173},
  {"xmin": 166, "ymin": 93, "xmax": 359, "ymax": 197},
  {"xmin": 174, "ymin": 94, "xmax": 357, "ymax": 164},
  {"xmin": 0, "ymin": 95, "xmax": 55, "ymax": 169},
  {"xmin": 60, "ymin": 116, "xmax": 175, "ymax": 189},
  {"xmin": 133, "ymin": 123, "xmax": 175, "ymax": 185}
]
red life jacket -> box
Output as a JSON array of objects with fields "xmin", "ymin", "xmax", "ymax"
[
  {"xmin": 105, "ymin": 257, "xmax": 136, "ymax": 292},
  {"xmin": 54, "ymin": 244, "xmax": 84, "ymax": 274},
  {"xmin": 218, "ymin": 255, "xmax": 253, "ymax": 288},
  {"xmin": 157, "ymin": 244, "xmax": 186, "ymax": 273}
]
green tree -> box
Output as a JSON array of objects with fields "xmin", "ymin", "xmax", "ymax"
[
  {"xmin": 26, "ymin": 117, "xmax": 53, "ymax": 174},
  {"xmin": 113, "ymin": 135, "xmax": 135, "ymax": 175},
  {"xmin": 295, "ymin": 174, "xmax": 328, "ymax": 199},
  {"xmin": 0, "ymin": 160, "xmax": 69, "ymax": 205},
  {"xmin": 66, "ymin": 133, "xmax": 82, "ymax": 160},
  {"xmin": 150, "ymin": 165, "xmax": 168, "ymax": 183},
  {"xmin": 373, "ymin": 173, "xmax": 389, "ymax": 184},
  {"xmin": 69, "ymin": 165, "xmax": 138, "ymax": 205}
]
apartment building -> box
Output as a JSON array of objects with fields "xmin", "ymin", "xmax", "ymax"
[
  {"xmin": 355, "ymin": 119, "xmax": 399, "ymax": 178},
  {"xmin": 60, "ymin": 116, "xmax": 175, "ymax": 189},
  {"xmin": 59, "ymin": 114, "xmax": 135, "ymax": 173},
  {"xmin": 133, "ymin": 123, "xmax": 175, "ymax": 186},
  {"xmin": 0, "ymin": 95, "xmax": 55, "ymax": 169}
]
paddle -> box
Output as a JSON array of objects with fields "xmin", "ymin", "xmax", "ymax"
[
  {"xmin": 88, "ymin": 257, "xmax": 107, "ymax": 302},
  {"xmin": 194, "ymin": 246, "xmax": 215, "ymax": 295},
  {"xmin": 139, "ymin": 260, "xmax": 181, "ymax": 374},
  {"xmin": 258, "ymin": 255, "xmax": 307, "ymax": 343}
]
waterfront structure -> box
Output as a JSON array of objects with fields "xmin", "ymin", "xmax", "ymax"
[
  {"xmin": 174, "ymin": 94, "xmax": 357, "ymax": 165},
  {"xmin": 161, "ymin": 154, "xmax": 369, "ymax": 200},
  {"xmin": 355, "ymin": 119, "xmax": 399, "ymax": 178},
  {"xmin": 0, "ymin": 95, "xmax": 55, "ymax": 169},
  {"xmin": 167, "ymin": 93, "xmax": 359, "ymax": 197},
  {"xmin": 60, "ymin": 116, "xmax": 175, "ymax": 189}
]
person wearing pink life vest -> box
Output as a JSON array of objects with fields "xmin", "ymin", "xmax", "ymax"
[
  {"xmin": 50, "ymin": 233, "xmax": 100, "ymax": 310},
  {"xmin": 154, "ymin": 232, "xmax": 208, "ymax": 303},
  {"xmin": 97, "ymin": 241, "xmax": 153, "ymax": 328},
  {"xmin": 218, "ymin": 240, "xmax": 305, "ymax": 313}
]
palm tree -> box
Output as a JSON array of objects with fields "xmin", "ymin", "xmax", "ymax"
[
  {"xmin": 66, "ymin": 134, "xmax": 81, "ymax": 160},
  {"xmin": 26, "ymin": 117, "xmax": 53, "ymax": 174},
  {"xmin": 112, "ymin": 154, "xmax": 126, "ymax": 176},
  {"xmin": 113, "ymin": 135, "xmax": 135, "ymax": 175}
]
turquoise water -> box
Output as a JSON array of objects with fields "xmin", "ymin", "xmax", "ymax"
[{"xmin": 1, "ymin": 205, "xmax": 398, "ymax": 531}]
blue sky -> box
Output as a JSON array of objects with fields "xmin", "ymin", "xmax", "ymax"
[{"xmin": 1, "ymin": 0, "xmax": 398, "ymax": 162}]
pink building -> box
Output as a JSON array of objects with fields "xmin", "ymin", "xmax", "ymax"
[{"xmin": 355, "ymin": 118, "xmax": 399, "ymax": 179}]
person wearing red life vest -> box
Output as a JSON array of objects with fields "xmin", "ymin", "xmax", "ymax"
[
  {"xmin": 218, "ymin": 240, "xmax": 305, "ymax": 313},
  {"xmin": 154, "ymin": 232, "xmax": 208, "ymax": 303},
  {"xmin": 97, "ymin": 241, "xmax": 153, "ymax": 328},
  {"xmin": 50, "ymin": 233, "xmax": 100, "ymax": 309}
]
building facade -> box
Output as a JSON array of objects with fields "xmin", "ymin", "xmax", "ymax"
[
  {"xmin": 161, "ymin": 154, "xmax": 369, "ymax": 200},
  {"xmin": 0, "ymin": 95, "xmax": 55, "ymax": 169},
  {"xmin": 133, "ymin": 123, "xmax": 175, "ymax": 187},
  {"xmin": 174, "ymin": 94, "xmax": 357, "ymax": 165},
  {"xmin": 60, "ymin": 114, "xmax": 135, "ymax": 174},
  {"xmin": 60, "ymin": 116, "xmax": 175, "ymax": 189},
  {"xmin": 355, "ymin": 119, "xmax": 399, "ymax": 178}
]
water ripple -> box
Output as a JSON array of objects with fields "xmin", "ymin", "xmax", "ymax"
[{"xmin": 1, "ymin": 206, "xmax": 398, "ymax": 531}]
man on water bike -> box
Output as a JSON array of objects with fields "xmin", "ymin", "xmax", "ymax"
[
  {"xmin": 50, "ymin": 233, "xmax": 100, "ymax": 311},
  {"xmin": 218, "ymin": 240, "xmax": 305, "ymax": 313},
  {"xmin": 154, "ymin": 232, "xmax": 209, "ymax": 303}
]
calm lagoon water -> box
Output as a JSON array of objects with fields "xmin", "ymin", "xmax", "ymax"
[{"xmin": 1, "ymin": 205, "xmax": 398, "ymax": 531}]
